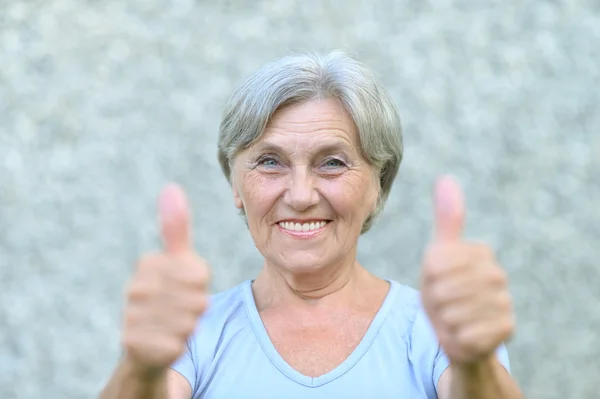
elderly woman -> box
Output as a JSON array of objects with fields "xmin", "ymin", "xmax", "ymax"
[{"xmin": 100, "ymin": 51, "xmax": 522, "ymax": 398}]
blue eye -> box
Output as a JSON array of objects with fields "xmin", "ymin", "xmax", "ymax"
[
  {"xmin": 323, "ymin": 158, "xmax": 345, "ymax": 168},
  {"xmin": 258, "ymin": 156, "xmax": 279, "ymax": 168}
]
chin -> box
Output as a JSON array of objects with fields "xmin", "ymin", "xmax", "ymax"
[
  {"xmin": 276, "ymin": 251, "xmax": 335, "ymax": 274},
  {"xmin": 282, "ymin": 261, "xmax": 326, "ymax": 275}
]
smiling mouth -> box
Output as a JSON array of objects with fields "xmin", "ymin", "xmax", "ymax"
[{"xmin": 277, "ymin": 220, "xmax": 329, "ymax": 233}]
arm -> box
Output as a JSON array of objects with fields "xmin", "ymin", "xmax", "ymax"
[
  {"xmin": 99, "ymin": 357, "xmax": 191, "ymax": 399},
  {"xmin": 100, "ymin": 186, "xmax": 209, "ymax": 399},
  {"xmin": 421, "ymin": 177, "xmax": 523, "ymax": 399},
  {"xmin": 437, "ymin": 356, "xmax": 523, "ymax": 399}
]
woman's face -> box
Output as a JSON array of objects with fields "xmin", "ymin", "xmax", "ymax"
[{"xmin": 231, "ymin": 98, "xmax": 380, "ymax": 274}]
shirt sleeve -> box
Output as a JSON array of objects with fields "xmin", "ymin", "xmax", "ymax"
[
  {"xmin": 170, "ymin": 339, "xmax": 198, "ymax": 394},
  {"xmin": 410, "ymin": 302, "xmax": 512, "ymax": 398},
  {"xmin": 432, "ymin": 343, "xmax": 512, "ymax": 395}
]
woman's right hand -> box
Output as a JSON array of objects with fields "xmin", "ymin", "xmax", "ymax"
[{"xmin": 121, "ymin": 184, "xmax": 211, "ymax": 377}]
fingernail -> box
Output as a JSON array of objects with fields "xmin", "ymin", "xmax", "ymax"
[
  {"xmin": 435, "ymin": 177, "xmax": 455, "ymax": 215},
  {"xmin": 159, "ymin": 184, "xmax": 182, "ymax": 221}
]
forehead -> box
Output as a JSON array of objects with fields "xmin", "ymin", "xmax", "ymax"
[{"xmin": 257, "ymin": 98, "xmax": 360, "ymax": 149}]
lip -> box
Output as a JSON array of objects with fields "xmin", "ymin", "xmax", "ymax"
[
  {"xmin": 276, "ymin": 220, "xmax": 330, "ymax": 239},
  {"xmin": 276, "ymin": 219, "xmax": 330, "ymax": 224}
]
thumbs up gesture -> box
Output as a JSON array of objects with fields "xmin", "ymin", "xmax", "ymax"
[
  {"xmin": 421, "ymin": 176, "xmax": 515, "ymax": 364},
  {"xmin": 122, "ymin": 185, "xmax": 211, "ymax": 376}
]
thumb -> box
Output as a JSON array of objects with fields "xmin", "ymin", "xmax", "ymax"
[
  {"xmin": 433, "ymin": 175, "xmax": 465, "ymax": 242},
  {"xmin": 158, "ymin": 184, "xmax": 193, "ymax": 254}
]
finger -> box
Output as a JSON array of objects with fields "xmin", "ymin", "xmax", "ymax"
[
  {"xmin": 158, "ymin": 184, "xmax": 193, "ymax": 254},
  {"xmin": 426, "ymin": 271, "xmax": 483, "ymax": 305},
  {"xmin": 422, "ymin": 243, "xmax": 479, "ymax": 282},
  {"xmin": 439, "ymin": 292, "xmax": 505, "ymax": 331},
  {"xmin": 455, "ymin": 320, "xmax": 513, "ymax": 357},
  {"xmin": 165, "ymin": 257, "xmax": 211, "ymax": 290},
  {"xmin": 433, "ymin": 175, "xmax": 465, "ymax": 243}
]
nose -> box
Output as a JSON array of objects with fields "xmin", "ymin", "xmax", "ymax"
[{"xmin": 283, "ymin": 167, "xmax": 319, "ymax": 212}]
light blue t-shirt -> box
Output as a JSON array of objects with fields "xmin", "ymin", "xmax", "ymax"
[{"xmin": 171, "ymin": 280, "xmax": 510, "ymax": 399}]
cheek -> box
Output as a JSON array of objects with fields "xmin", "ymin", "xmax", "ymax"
[
  {"xmin": 321, "ymin": 171, "xmax": 378, "ymax": 218},
  {"xmin": 240, "ymin": 173, "xmax": 285, "ymax": 218}
]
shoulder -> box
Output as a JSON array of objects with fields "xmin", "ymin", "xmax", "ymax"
[
  {"xmin": 170, "ymin": 281, "xmax": 253, "ymax": 394},
  {"xmin": 206, "ymin": 282, "xmax": 247, "ymax": 316},
  {"xmin": 194, "ymin": 280, "xmax": 250, "ymax": 335},
  {"xmin": 383, "ymin": 280, "xmax": 447, "ymax": 397},
  {"xmin": 188, "ymin": 280, "xmax": 255, "ymax": 363},
  {"xmin": 184, "ymin": 280, "xmax": 253, "ymax": 361},
  {"xmin": 387, "ymin": 281, "xmax": 421, "ymax": 309},
  {"xmin": 385, "ymin": 281, "xmax": 423, "ymax": 330},
  {"xmin": 384, "ymin": 280, "xmax": 441, "ymax": 354}
]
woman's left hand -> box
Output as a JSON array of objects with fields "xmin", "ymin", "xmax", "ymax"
[{"xmin": 420, "ymin": 176, "xmax": 515, "ymax": 365}]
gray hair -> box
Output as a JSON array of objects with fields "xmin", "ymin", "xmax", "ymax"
[{"xmin": 217, "ymin": 50, "xmax": 403, "ymax": 233}]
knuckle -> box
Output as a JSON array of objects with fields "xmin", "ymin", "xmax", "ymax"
[
  {"xmin": 123, "ymin": 307, "xmax": 142, "ymax": 328},
  {"xmin": 200, "ymin": 263, "xmax": 212, "ymax": 282},
  {"xmin": 121, "ymin": 330, "xmax": 139, "ymax": 351},
  {"xmin": 428, "ymin": 282, "xmax": 448, "ymax": 307},
  {"xmin": 134, "ymin": 258, "xmax": 171, "ymax": 286},
  {"xmin": 488, "ymin": 268, "xmax": 508, "ymax": 287},
  {"xmin": 188, "ymin": 293, "xmax": 208, "ymax": 313},
  {"xmin": 422, "ymin": 261, "xmax": 443, "ymax": 284},
  {"xmin": 191, "ymin": 262, "xmax": 211, "ymax": 284},
  {"xmin": 136, "ymin": 252, "xmax": 165, "ymax": 272},
  {"xmin": 426, "ymin": 287, "xmax": 441, "ymax": 307},
  {"xmin": 441, "ymin": 308, "xmax": 460, "ymax": 331},
  {"xmin": 496, "ymin": 268, "xmax": 509, "ymax": 284},
  {"xmin": 169, "ymin": 318, "xmax": 194, "ymax": 340},
  {"xmin": 422, "ymin": 247, "xmax": 442, "ymax": 279},
  {"xmin": 165, "ymin": 338, "xmax": 186, "ymax": 357},
  {"xmin": 447, "ymin": 319, "xmax": 461, "ymax": 333},
  {"xmin": 126, "ymin": 280, "xmax": 156, "ymax": 302},
  {"xmin": 179, "ymin": 259, "xmax": 211, "ymax": 287},
  {"xmin": 498, "ymin": 293, "xmax": 513, "ymax": 311},
  {"xmin": 475, "ymin": 244, "xmax": 495, "ymax": 260},
  {"xmin": 422, "ymin": 266, "xmax": 437, "ymax": 283},
  {"xmin": 456, "ymin": 329, "xmax": 479, "ymax": 353},
  {"xmin": 126, "ymin": 282, "xmax": 145, "ymax": 301},
  {"xmin": 501, "ymin": 316, "xmax": 516, "ymax": 338}
]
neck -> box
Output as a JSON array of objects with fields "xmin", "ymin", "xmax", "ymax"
[{"xmin": 252, "ymin": 255, "xmax": 372, "ymax": 310}]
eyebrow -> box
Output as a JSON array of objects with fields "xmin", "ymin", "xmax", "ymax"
[{"xmin": 251, "ymin": 141, "xmax": 355, "ymax": 157}]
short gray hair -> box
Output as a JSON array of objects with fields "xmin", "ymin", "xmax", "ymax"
[{"xmin": 218, "ymin": 50, "xmax": 403, "ymax": 233}]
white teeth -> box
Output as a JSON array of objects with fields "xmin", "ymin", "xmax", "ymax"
[{"xmin": 279, "ymin": 221, "xmax": 328, "ymax": 232}]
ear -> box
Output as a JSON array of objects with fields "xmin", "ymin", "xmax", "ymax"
[
  {"xmin": 371, "ymin": 172, "xmax": 381, "ymax": 213},
  {"xmin": 231, "ymin": 178, "xmax": 244, "ymax": 209},
  {"xmin": 371, "ymin": 195, "xmax": 379, "ymax": 214}
]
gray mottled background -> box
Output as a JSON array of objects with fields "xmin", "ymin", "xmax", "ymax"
[{"xmin": 1, "ymin": 1, "xmax": 598, "ymax": 398}]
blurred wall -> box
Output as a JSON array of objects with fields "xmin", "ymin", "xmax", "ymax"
[{"xmin": 1, "ymin": 1, "xmax": 598, "ymax": 398}]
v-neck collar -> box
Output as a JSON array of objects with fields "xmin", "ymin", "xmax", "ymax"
[{"xmin": 241, "ymin": 279, "xmax": 400, "ymax": 388}]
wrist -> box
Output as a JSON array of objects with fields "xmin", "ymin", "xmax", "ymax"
[
  {"xmin": 122, "ymin": 355, "xmax": 168, "ymax": 383},
  {"xmin": 450, "ymin": 353, "xmax": 496, "ymax": 376}
]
